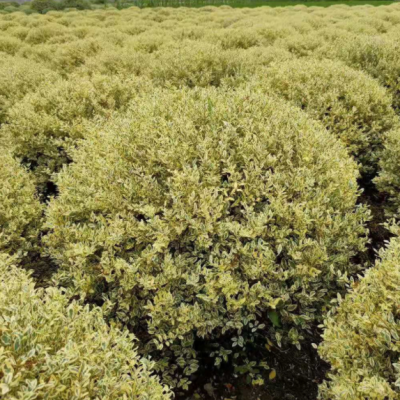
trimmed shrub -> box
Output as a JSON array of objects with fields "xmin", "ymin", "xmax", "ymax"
[
  {"xmin": 82, "ymin": 42, "xmax": 292, "ymax": 88},
  {"xmin": 81, "ymin": 47, "xmax": 149, "ymax": 77},
  {"xmin": 276, "ymin": 30, "xmax": 329, "ymax": 58},
  {"xmin": 237, "ymin": 45, "xmax": 295, "ymax": 69},
  {"xmin": 16, "ymin": 37, "xmax": 103, "ymax": 74},
  {"xmin": 146, "ymin": 41, "xmax": 294, "ymax": 89},
  {"xmin": 3, "ymin": 73, "xmax": 150, "ymax": 193},
  {"xmin": 50, "ymin": 38, "xmax": 103, "ymax": 73},
  {"xmin": 375, "ymin": 128, "xmax": 400, "ymax": 216},
  {"xmin": 147, "ymin": 41, "xmax": 249, "ymax": 88},
  {"xmin": 0, "ymin": 153, "xmax": 43, "ymax": 264},
  {"xmin": 204, "ymin": 28, "xmax": 262, "ymax": 50},
  {"xmin": 320, "ymin": 34, "xmax": 400, "ymax": 112},
  {"xmin": 5, "ymin": 25, "xmax": 30, "ymax": 40},
  {"xmin": 3, "ymin": 3, "xmax": 400, "ymax": 392},
  {"xmin": 319, "ymin": 235, "xmax": 400, "ymax": 400},
  {"xmin": 256, "ymin": 58, "xmax": 397, "ymax": 176},
  {"xmin": 0, "ymin": 35, "xmax": 21, "ymax": 55},
  {"xmin": 0, "ymin": 55, "xmax": 59, "ymax": 124},
  {"xmin": 0, "ymin": 253, "xmax": 172, "ymax": 399},
  {"xmin": 45, "ymin": 87, "xmax": 369, "ymax": 384},
  {"xmin": 24, "ymin": 23, "xmax": 69, "ymax": 44}
]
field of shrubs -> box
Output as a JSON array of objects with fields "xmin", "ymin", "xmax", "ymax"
[{"xmin": 2, "ymin": 3, "xmax": 400, "ymax": 399}]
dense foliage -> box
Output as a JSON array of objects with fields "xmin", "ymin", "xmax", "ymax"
[
  {"xmin": 1, "ymin": 3, "xmax": 400, "ymax": 397},
  {"xmin": 319, "ymin": 233, "xmax": 400, "ymax": 400},
  {"xmin": 254, "ymin": 58, "xmax": 397, "ymax": 175},
  {"xmin": 0, "ymin": 152, "xmax": 43, "ymax": 267},
  {"xmin": 0, "ymin": 55, "xmax": 58, "ymax": 124},
  {"xmin": 0, "ymin": 253, "xmax": 171, "ymax": 399},
  {"xmin": 3, "ymin": 73, "xmax": 150, "ymax": 193},
  {"xmin": 319, "ymin": 33, "xmax": 400, "ymax": 112},
  {"xmin": 375, "ymin": 128, "xmax": 400, "ymax": 216},
  {"xmin": 44, "ymin": 87, "xmax": 369, "ymax": 384}
]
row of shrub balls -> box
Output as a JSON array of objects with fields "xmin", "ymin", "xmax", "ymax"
[{"xmin": 2, "ymin": 4, "xmax": 400, "ymax": 399}]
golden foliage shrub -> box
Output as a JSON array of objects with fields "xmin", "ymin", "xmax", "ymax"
[
  {"xmin": 147, "ymin": 41, "xmax": 250, "ymax": 87},
  {"xmin": 256, "ymin": 58, "xmax": 398, "ymax": 175},
  {"xmin": 1, "ymin": 2, "xmax": 400, "ymax": 392},
  {"xmin": 3, "ymin": 73, "xmax": 150, "ymax": 192},
  {"xmin": 0, "ymin": 153, "xmax": 43, "ymax": 265},
  {"xmin": 0, "ymin": 35, "xmax": 22, "ymax": 54},
  {"xmin": 320, "ymin": 34, "xmax": 400, "ymax": 111},
  {"xmin": 45, "ymin": 87, "xmax": 369, "ymax": 383},
  {"xmin": 375, "ymin": 128, "xmax": 400, "ymax": 216},
  {"xmin": 0, "ymin": 253, "xmax": 172, "ymax": 400},
  {"xmin": 0, "ymin": 55, "xmax": 59, "ymax": 123},
  {"xmin": 319, "ymin": 235, "xmax": 400, "ymax": 400}
]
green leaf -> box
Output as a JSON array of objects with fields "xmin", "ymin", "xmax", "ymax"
[
  {"xmin": 268, "ymin": 310, "xmax": 281, "ymax": 327},
  {"xmin": 1, "ymin": 334, "xmax": 11, "ymax": 346},
  {"xmin": 14, "ymin": 338, "xmax": 21, "ymax": 352}
]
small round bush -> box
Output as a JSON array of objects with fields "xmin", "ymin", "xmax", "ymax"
[
  {"xmin": 319, "ymin": 235, "xmax": 400, "ymax": 400},
  {"xmin": 0, "ymin": 55, "xmax": 59, "ymax": 123},
  {"xmin": 276, "ymin": 30, "xmax": 332, "ymax": 58},
  {"xmin": 321, "ymin": 34, "xmax": 400, "ymax": 112},
  {"xmin": 24, "ymin": 23, "xmax": 69, "ymax": 44},
  {"xmin": 147, "ymin": 41, "xmax": 250, "ymax": 88},
  {"xmin": 45, "ymin": 87, "xmax": 369, "ymax": 383},
  {"xmin": 3, "ymin": 73, "xmax": 150, "ymax": 194},
  {"xmin": 82, "ymin": 46, "xmax": 149, "ymax": 77},
  {"xmin": 0, "ymin": 152, "xmax": 43, "ymax": 265},
  {"xmin": 16, "ymin": 37, "xmax": 103, "ymax": 74},
  {"xmin": 0, "ymin": 34, "xmax": 23, "ymax": 54},
  {"xmin": 204, "ymin": 28, "xmax": 262, "ymax": 50},
  {"xmin": 256, "ymin": 58, "xmax": 397, "ymax": 176},
  {"xmin": 375, "ymin": 128, "xmax": 400, "ymax": 216},
  {"xmin": 0, "ymin": 253, "xmax": 172, "ymax": 400}
]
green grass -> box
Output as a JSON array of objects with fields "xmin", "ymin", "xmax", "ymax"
[{"xmin": 121, "ymin": 0, "xmax": 397, "ymax": 7}]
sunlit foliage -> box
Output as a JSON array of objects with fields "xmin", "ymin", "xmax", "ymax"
[
  {"xmin": 0, "ymin": 253, "xmax": 172, "ymax": 399},
  {"xmin": 45, "ymin": 87, "xmax": 369, "ymax": 385},
  {"xmin": 319, "ymin": 232, "xmax": 400, "ymax": 400}
]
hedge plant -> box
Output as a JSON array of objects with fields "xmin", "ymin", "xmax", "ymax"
[
  {"xmin": 45, "ymin": 87, "xmax": 369, "ymax": 385},
  {"xmin": 256, "ymin": 58, "xmax": 398, "ymax": 176},
  {"xmin": 147, "ymin": 41, "xmax": 250, "ymax": 88},
  {"xmin": 319, "ymin": 234, "xmax": 400, "ymax": 400},
  {"xmin": 3, "ymin": 73, "xmax": 150, "ymax": 195},
  {"xmin": 320, "ymin": 34, "xmax": 400, "ymax": 112},
  {"xmin": 2, "ymin": 4, "xmax": 400, "ymax": 394},
  {"xmin": 375, "ymin": 128, "xmax": 400, "ymax": 216},
  {"xmin": 0, "ymin": 253, "xmax": 172, "ymax": 399},
  {"xmin": 0, "ymin": 152, "xmax": 43, "ymax": 267},
  {"xmin": 0, "ymin": 55, "xmax": 59, "ymax": 124}
]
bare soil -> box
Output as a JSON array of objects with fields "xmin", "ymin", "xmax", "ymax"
[{"xmin": 177, "ymin": 332, "xmax": 328, "ymax": 400}]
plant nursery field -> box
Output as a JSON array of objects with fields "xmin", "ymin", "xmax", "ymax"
[
  {"xmin": 0, "ymin": 0, "xmax": 397, "ymax": 15},
  {"xmin": 2, "ymin": 3, "xmax": 400, "ymax": 399}
]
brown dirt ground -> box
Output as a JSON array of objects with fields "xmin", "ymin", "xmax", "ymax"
[{"xmin": 176, "ymin": 333, "xmax": 329, "ymax": 400}]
